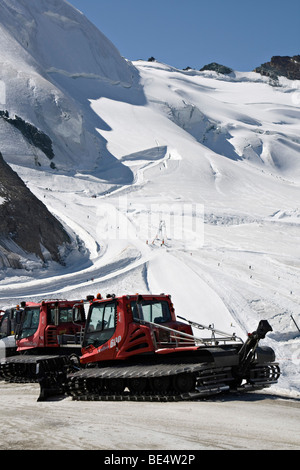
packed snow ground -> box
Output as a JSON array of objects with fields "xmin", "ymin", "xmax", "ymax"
[
  {"xmin": 0, "ymin": 1, "xmax": 299, "ymax": 401},
  {"xmin": 0, "ymin": 381, "xmax": 299, "ymax": 450}
]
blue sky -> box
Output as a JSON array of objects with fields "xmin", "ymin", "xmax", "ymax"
[{"xmin": 68, "ymin": 0, "xmax": 299, "ymax": 71}]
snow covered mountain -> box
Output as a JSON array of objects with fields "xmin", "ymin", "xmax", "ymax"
[
  {"xmin": 0, "ymin": 0, "xmax": 299, "ymax": 398},
  {"xmin": 0, "ymin": 0, "xmax": 135, "ymax": 173}
]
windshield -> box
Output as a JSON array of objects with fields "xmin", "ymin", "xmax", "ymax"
[
  {"xmin": 131, "ymin": 300, "xmax": 172, "ymax": 324},
  {"xmin": 83, "ymin": 301, "xmax": 116, "ymax": 348},
  {"xmin": 19, "ymin": 307, "xmax": 40, "ymax": 339}
]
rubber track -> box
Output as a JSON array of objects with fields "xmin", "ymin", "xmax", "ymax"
[
  {"xmin": 66, "ymin": 362, "xmax": 234, "ymax": 401},
  {"xmin": 68, "ymin": 360, "xmax": 214, "ymax": 380},
  {"xmin": 0, "ymin": 355, "xmax": 70, "ymax": 383},
  {"xmin": 66, "ymin": 361, "xmax": 281, "ymax": 402},
  {"xmin": 68, "ymin": 391, "xmax": 222, "ymax": 402}
]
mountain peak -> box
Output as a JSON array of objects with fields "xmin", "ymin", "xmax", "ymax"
[
  {"xmin": 254, "ymin": 55, "xmax": 300, "ymax": 80},
  {"xmin": 1, "ymin": 0, "xmax": 133, "ymax": 82},
  {"xmin": 0, "ymin": 0, "xmax": 136, "ymax": 173}
]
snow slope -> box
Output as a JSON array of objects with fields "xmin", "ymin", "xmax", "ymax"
[
  {"xmin": 0, "ymin": 0, "xmax": 299, "ymax": 398},
  {"xmin": 0, "ymin": 0, "xmax": 136, "ymax": 173}
]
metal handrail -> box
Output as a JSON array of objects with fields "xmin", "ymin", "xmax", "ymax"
[
  {"xmin": 135, "ymin": 317, "xmax": 242, "ymax": 347},
  {"xmin": 177, "ymin": 315, "xmax": 243, "ymax": 343}
]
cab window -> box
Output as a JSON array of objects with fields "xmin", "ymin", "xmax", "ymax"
[
  {"xmin": 19, "ymin": 307, "xmax": 40, "ymax": 339},
  {"xmin": 131, "ymin": 300, "xmax": 172, "ymax": 323},
  {"xmin": 83, "ymin": 302, "xmax": 116, "ymax": 348},
  {"xmin": 49, "ymin": 307, "xmax": 74, "ymax": 324}
]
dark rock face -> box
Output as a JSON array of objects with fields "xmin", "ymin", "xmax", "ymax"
[
  {"xmin": 0, "ymin": 111, "xmax": 55, "ymax": 161},
  {"xmin": 200, "ymin": 63, "xmax": 233, "ymax": 75},
  {"xmin": 254, "ymin": 55, "xmax": 300, "ymax": 80},
  {"xmin": 0, "ymin": 152, "xmax": 71, "ymax": 268}
]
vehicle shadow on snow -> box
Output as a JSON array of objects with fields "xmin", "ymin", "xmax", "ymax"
[{"xmin": 207, "ymin": 391, "xmax": 299, "ymax": 403}]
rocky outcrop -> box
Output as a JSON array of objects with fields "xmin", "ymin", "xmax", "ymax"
[
  {"xmin": 254, "ymin": 55, "xmax": 300, "ymax": 81},
  {"xmin": 200, "ymin": 63, "xmax": 233, "ymax": 75},
  {"xmin": 0, "ymin": 152, "xmax": 71, "ymax": 268},
  {"xmin": 0, "ymin": 111, "xmax": 55, "ymax": 162}
]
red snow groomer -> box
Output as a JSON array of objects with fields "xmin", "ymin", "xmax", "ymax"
[
  {"xmin": 15, "ymin": 299, "xmax": 86, "ymax": 354},
  {"xmin": 0, "ymin": 298, "xmax": 87, "ymax": 394},
  {"xmin": 0, "ymin": 293, "xmax": 280, "ymax": 402},
  {"xmin": 0, "ymin": 302, "xmax": 37, "ymax": 357},
  {"xmin": 65, "ymin": 293, "xmax": 280, "ymax": 402}
]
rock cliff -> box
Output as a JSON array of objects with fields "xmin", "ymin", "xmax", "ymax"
[
  {"xmin": 0, "ymin": 152, "xmax": 71, "ymax": 268},
  {"xmin": 254, "ymin": 55, "xmax": 300, "ymax": 80}
]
